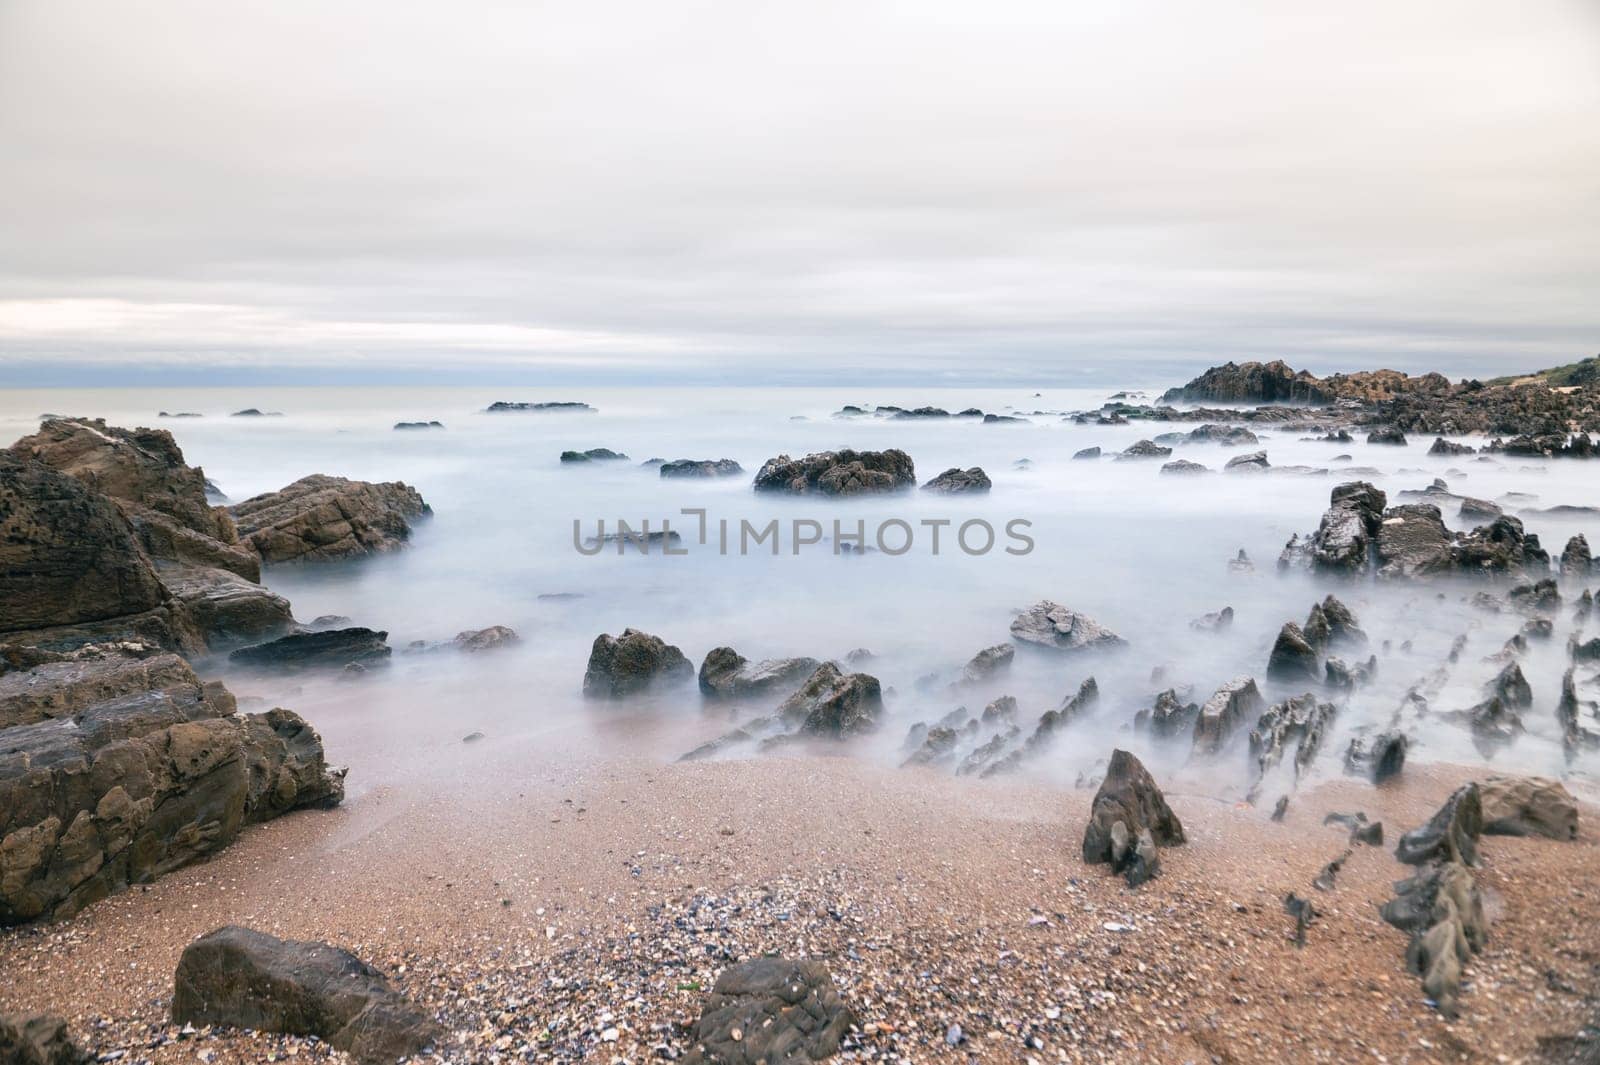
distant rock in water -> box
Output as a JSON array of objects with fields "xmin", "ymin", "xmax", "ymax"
[
  {"xmin": 484, "ymin": 400, "xmax": 595, "ymax": 413},
  {"xmin": 452, "ymin": 625, "xmax": 520, "ymax": 652},
  {"xmin": 1117, "ymin": 440, "xmax": 1172, "ymax": 460},
  {"xmin": 1429, "ymin": 437, "xmax": 1475, "ymax": 456},
  {"xmin": 230, "ymin": 627, "xmax": 392, "ymax": 671},
  {"xmin": 984, "ymin": 413, "xmax": 1026, "ymax": 424},
  {"xmin": 921, "ymin": 466, "xmax": 991, "ymax": 493},
  {"xmin": 159, "ymin": 411, "xmax": 203, "ymax": 418},
  {"xmin": 585, "ymin": 528, "xmax": 682, "ymax": 551},
  {"xmin": 1162, "ymin": 360, "xmax": 1331, "ymax": 405},
  {"xmin": 560, "ymin": 448, "xmax": 628, "ymax": 463},
  {"xmin": 1187, "ymin": 423, "xmax": 1260, "ymax": 445},
  {"xmin": 753, "ymin": 448, "xmax": 915, "ymax": 495},
  {"xmin": 583, "ymin": 628, "xmax": 693, "ymax": 699},
  {"xmin": 1366, "ymin": 426, "xmax": 1408, "ymax": 446},
  {"xmin": 229, "ymin": 408, "xmax": 283, "ymax": 417},
  {"xmin": 231, "ymin": 475, "xmax": 430, "ymax": 564},
  {"xmin": 393, "ymin": 420, "xmax": 443, "ymax": 430},
  {"xmin": 1072, "ymin": 446, "xmax": 1101, "ymax": 460},
  {"xmin": 1161, "ymin": 459, "xmax": 1209, "ymax": 475},
  {"xmin": 659, "ymin": 458, "xmax": 744, "ymax": 478},
  {"xmin": 1010, "ymin": 601, "xmax": 1126, "ymax": 654}
]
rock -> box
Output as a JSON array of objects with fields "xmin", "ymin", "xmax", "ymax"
[
  {"xmin": 1009, "ymin": 601, "xmax": 1126, "ymax": 654},
  {"xmin": 1266, "ymin": 623, "xmax": 1320, "ymax": 682},
  {"xmin": 697, "ymin": 648, "xmax": 822, "ymax": 702},
  {"xmin": 1562, "ymin": 534, "xmax": 1593, "ymax": 576},
  {"xmin": 1189, "ymin": 606, "xmax": 1233, "ymax": 632},
  {"xmin": 901, "ymin": 726, "xmax": 960, "ymax": 769},
  {"xmin": 1224, "ymin": 450, "xmax": 1270, "ymax": 472},
  {"xmin": 0, "ymin": 1013, "xmax": 91, "ymax": 1064},
  {"xmin": 230, "ymin": 628, "xmax": 391, "ymax": 672},
  {"xmin": 983, "ymin": 413, "xmax": 1026, "ymax": 424},
  {"xmin": 1306, "ymin": 482, "xmax": 1387, "ymax": 573},
  {"xmin": 159, "ymin": 566, "xmax": 295, "ymax": 648},
  {"xmin": 1082, "ymin": 749, "xmax": 1185, "ymax": 886},
  {"xmin": 1161, "ymin": 360, "xmax": 1330, "ymax": 404},
  {"xmin": 1134, "ymin": 689, "xmax": 1199, "ymax": 738},
  {"xmin": 957, "ymin": 643, "xmax": 1014, "ymax": 684},
  {"xmin": 1021, "ymin": 678, "xmax": 1099, "ymax": 755},
  {"xmin": 660, "ymin": 459, "xmax": 744, "ymax": 478},
  {"xmin": 0, "ymin": 656, "xmax": 341, "ymax": 924},
  {"xmin": 485, "ymin": 401, "xmax": 595, "ymax": 413},
  {"xmin": 1511, "ymin": 577, "xmax": 1561, "ymax": 614},
  {"xmin": 777, "ymin": 663, "xmax": 883, "ymax": 738},
  {"xmin": 1478, "ymin": 776, "xmax": 1578, "ymax": 839},
  {"xmin": 1429, "ymin": 437, "xmax": 1475, "ymax": 456},
  {"xmin": 1187, "ymin": 424, "xmax": 1260, "ymax": 445},
  {"xmin": 451, "ymin": 626, "xmax": 520, "ymax": 652},
  {"xmin": 1453, "ymin": 515, "xmax": 1549, "ymax": 575},
  {"xmin": 1324, "ymin": 655, "xmax": 1376, "ymax": 690},
  {"xmin": 1376, "ymin": 504, "xmax": 1455, "ymax": 578},
  {"xmin": 1228, "ymin": 549, "xmax": 1255, "ymax": 573},
  {"xmin": 582, "ymin": 629, "xmax": 693, "ymax": 699},
  {"xmin": 1380, "ymin": 861, "xmax": 1485, "ymax": 1018},
  {"xmin": 172, "ymin": 926, "xmax": 441, "ymax": 1064},
  {"xmin": 1489, "ymin": 661, "xmax": 1532, "ymax": 708},
  {"xmin": 1458, "ymin": 497, "xmax": 1502, "ymax": 522},
  {"xmin": 1071, "ymin": 447, "xmax": 1101, "ymax": 460},
  {"xmin": 1248, "ymin": 694, "xmax": 1336, "ymax": 794},
  {"xmin": 752, "ymin": 449, "xmax": 915, "ymax": 495},
  {"xmin": 230, "ymin": 475, "xmax": 431, "ymax": 564},
  {"xmin": 681, "ymin": 957, "xmax": 853, "ymax": 1065},
  {"xmin": 229, "ymin": 408, "xmax": 282, "ymax": 416},
  {"xmin": 1160, "ymin": 459, "xmax": 1210, "ymax": 475},
  {"xmin": 1117, "ymin": 439, "xmax": 1172, "ymax": 460},
  {"xmin": 560, "ymin": 448, "xmax": 629, "ymax": 462},
  {"xmin": 0, "ymin": 648, "xmax": 196, "ymax": 729},
  {"xmin": 1396, "ymin": 784, "xmax": 1482, "ymax": 866},
  {"xmin": 1366, "ymin": 426, "xmax": 1408, "ymax": 446},
  {"xmin": 585, "ymin": 528, "xmax": 683, "ymax": 551},
  {"xmin": 921, "ymin": 467, "xmax": 992, "ymax": 493},
  {"xmin": 393, "ymin": 421, "xmax": 443, "ymax": 430},
  {"xmin": 1307, "ymin": 595, "xmax": 1366, "ymax": 648},
  {"xmin": 1460, "ymin": 695, "xmax": 1524, "ymax": 755},
  {"xmin": 1192, "ymin": 676, "xmax": 1265, "ymax": 755}
]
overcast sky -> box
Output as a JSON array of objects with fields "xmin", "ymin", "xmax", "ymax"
[{"xmin": 1, "ymin": 0, "xmax": 1597, "ymax": 386}]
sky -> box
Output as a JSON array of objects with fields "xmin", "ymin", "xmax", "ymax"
[{"xmin": 1, "ymin": 0, "xmax": 1597, "ymax": 387}]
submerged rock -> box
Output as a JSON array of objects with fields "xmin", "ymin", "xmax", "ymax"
[
  {"xmin": 660, "ymin": 458, "xmax": 744, "ymax": 478},
  {"xmin": 582, "ymin": 629, "xmax": 693, "ymax": 699},
  {"xmin": 1160, "ymin": 459, "xmax": 1210, "ymax": 475},
  {"xmin": 1366, "ymin": 426, "xmax": 1408, "ymax": 446},
  {"xmin": 1189, "ymin": 606, "xmax": 1234, "ymax": 632},
  {"xmin": 681, "ymin": 957, "xmax": 853, "ymax": 1065},
  {"xmin": 921, "ymin": 467, "xmax": 992, "ymax": 493},
  {"xmin": 231, "ymin": 475, "xmax": 431, "ymax": 565},
  {"xmin": 753, "ymin": 449, "xmax": 915, "ymax": 495},
  {"xmin": 451, "ymin": 626, "xmax": 520, "ymax": 652},
  {"xmin": 1117, "ymin": 440, "xmax": 1172, "ymax": 460},
  {"xmin": 777, "ymin": 663, "xmax": 883, "ymax": 738},
  {"xmin": 1082, "ymin": 749, "xmax": 1185, "ymax": 887},
  {"xmin": 485, "ymin": 401, "xmax": 595, "ymax": 413},
  {"xmin": 956, "ymin": 643, "xmax": 1014, "ymax": 685},
  {"xmin": 560, "ymin": 448, "xmax": 629, "ymax": 462},
  {"xmin": 697, "ymin": 647, "xmax": 822, "ymax": 702},
  {"xmin": 1009, "ymin": 601, "xmax": 1126, "ymax": 654},
  {"xmin": 230, "ymin": 628, "xmax": 392, "ymax": 672}
]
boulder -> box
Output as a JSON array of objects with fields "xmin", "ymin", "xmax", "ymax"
[
  {"xmin": 1395, "ymin": 784, "xmax": 1482, "ymax": 866},
  {"xmin": 957, "ymin": 643, "xmax": 1014, "ymax": 685},
  {"xmin": 0, "ymin": 648, "xmax": 196, "ymax": 730},
  {"xmin": 451, "ymin": 626, "xmax": 520, "ymax": 652},
  {"xmin": 1562, "ymin": 534, "xmax": 1593, "ymax": 576},
  {"xmin": 1134, "ymin": 689, "xmax": 1199, "ymax": 738},
  {"xmin": 660, "ymin": 458, "xmax": 744, "ymax": 479},
  {"xmin": 0, "ymin": 1013, "xmax": 91, "ymax": 1065},
  {"xmin": 1428, "ymin": 437, "xmax": 1475, "ymax": 456},
  {"xmin": 1224, "ymin": 450, "xmax": 1269, "ymax": 472},
  {"xmin": 1366, "ymin": 426, "xmax": 1408, "ymax": 446},
  {"xmin": 1187, "ymin": 424, "xmax": 1260, "ymax": 446},
  {"xmin": 1082, "ymin": 749, "xmax": 1185, "ymax": 886},
  {"xmin": 559, "ymin": 448, "xmax": 628, "ymax": 462},
  {"xmin": 697, "ymin": 647, "xmax": 822, "ymax": 702},
  {"xmin": 1009, "ymin": 601, "xmax": 1126, "ymax": 654},
  {"xmin": 1160, "ymin": 459, "xmax": 1209, "ymax": 475},
  {"xmin": 230, "ymin": 475, "xmax": 431, "ymax": 565},
  {"xmin": 1189, "ymin": 606, "xmax": 1233, "ymax": 632},
  {"xmin": 681, "ymin": 957, "xmax": 853, "ymax": 1065},
  {"xmin": 230, "ymin": 628, "xmax": 392, "ymax": 672},
  {"xmin": 921, "ymin": 467, "xmax": 992, "ymax": 493},
  {"xmin": 172, "ymin": 926, "xmax": 441, "ymax": 1064},
  {"xmin": 1306, "ymin": 482, "xmax": 1387, "ymax": 573},
  {"xmin": 1375, "ymin": 504, "xmax": 1454, "ymax": 578},
  {"xmin": 582, "ymin": 629, "xmax": 693, "ymax": 699},
  {"xmin": 1458, "ymin": 497, "xmax": 1502, "ymax": 523},
  {"xmin": 159, "ymin": 566, "xmax": 295, "ymax": 649},
  {"xmin": 1478, "ymin": 776, "xmax": 1578, "ymax": 839},
  {"xmin": 1266, "ymin": 623, "xmax": 1320, "ymax": 682},
  {"xmin": 1380, "ymin": 861, "xmax": 1485, "ymax": 1018},
  {"xmin": 1305, "ymin": 595, "xmax": 1366, "ymax": 649},
  {"xmin": 1192, "ymin": 676, "xmax": 1265, "ymax": 755},
  {"xmin": 1117, "ymin": 440, "xmax": 1172, "ymax": 460},
  {"xmin": 777, "ymin": 663, "xmax": 883, "ymax": 738},
  {"xmin": 1071, "ymin": 447, "xmax": 1101, "ymax": 460},
  {"xmin": 1345, "ymin": 732, "xmax": 1408, "ymax": 786},
  {"xmin": 752, "ymin": 449, "xmax": 915, "ymax": 495},
  {"xmin": 1452, "ymin": 516, "xmax": 1549, "ymax": 575}
]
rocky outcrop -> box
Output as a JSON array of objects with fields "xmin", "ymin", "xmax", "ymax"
[
  {"xmin": 0, "ymin": 1013, "xmax": 91, "ymax": 1064},
  {"xmin": 1428, "ymin": 437, "xmax": 1475, "ymax": 456},
  {"xmin": 1082, "ymin": 749, "xmax": 1185, "ymax": 887},
  {"xmin": 560, "ymin": 448, "xmax": 628, "ymax": 462},
  {"xmin": 1192, "ymin": 676, "xmax": 1265, "ymax": 755},
  {"xmin": 1345, "ymin": 730, "xmax": 1407, "ymax": 783},
  {"xmin": 697, "ymin": 647, "xmax": 821, "ymax": 702},
  {"xmin": 230, "ymin": 475, "xmax": 431, "ymax": 565},
  {"xmin": 0, "ymin": 648, "xmax": 196, "ymax": 730},
  {"xmin": 1134, "ymin": 689, "xmax": 1199, "ymax": 738},
  {"xmin": 0, "ymin": 651, "xmax": 342, "ymax": 924},
  {"xmin": 660, "ymin": 459, "xmax": 744, "ymax": 478},
  {"xmin": 1562, "ymin": 534, "xmax": 1593, "ymax": 576},
  {"xmin": 1266, "ymin": 623, "xmax": 1320, "ymax": 682},
  {"xmin": 1375, "ymin": 504, "xmax": 1455, "ymax": 578},
  {"xmin": 1117, "ymin": 440, "xmax": 1172, "ymax": 460},
  {"xmin": 485, "ymin": 401, "xmax": 595, "ymax": 413},
  {"xmin": 1380, "ymin": 859, "xmax": 1486, "ymax": 1018},
  {"xmin": 1161, "ymin": 360, "xmax": 1331, "ymax": 405},
  {"xmin": 159, "ymin": 567, "xmax": 295, "ymax": 649},
  {"xmin": 1366, "ymin": 426, "xmax": 1407, "ymax": 446},
  {"xmin": 777, "ymin": 663, "xmax": 883, "ymax": 738},
  {"xmin": 582, "ymin": 629, "xmax": 693, "ymax": 699},
  {"xmin": 1190, "ymin": 606, "xmax": 1234, "ymax": 632},
  {"xmin": 1161, "ymin": 459, "xmax": 1209, "ymax": 475},
  {"xmin": 1397, "ymin": 784, "xmax": 1482, "ymax": 866},
  {"xmin": 752, "ymin": 449, "xmax": 915, "ymax": 495},
  {"xmin": 1187, "ymin": 424, "xmax": 1259, "ymax": 445},
  {"xmin": 1305, "ymin": 482, "xmax": 1387, "ymax": 574},
  {"xmin": 1224, "ymin": 450, "xmax": 1269, "ymax": 472},
  {"xmin": 1248, "ymin": 694, "xmax": 1336, "ymax": 798},
  {"xmin": 172, "ymin": 926, "xmax": 441, "ymax": 1064},
  {"xmin": 957, "ymin": 643, "xmax": 1014, "ymax": 685},
  {"xmin": 230, "ymin": 628, "xmax": 392, "ymax": 672},
  {"xmin": 1478, "ymin": 776, "xmax": 1578, "ymax": 839},
  {"xmin": 1009, "ymin": 601, "xmax": 1126, "ymax": 654},
  {"xmin": 681, "ymin": 957, "xmax": 853, "ymax": 1065},
  {"xmin": 921, "ymin": 467, "xmax": 992, "ymax": 493}
]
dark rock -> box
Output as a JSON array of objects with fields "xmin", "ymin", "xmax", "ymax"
[
  {"xmin": 1134, "ymin": 689, "xmax": 1200, "ymax": 739},
  {"xmin": 393, "ymin": 421, "xmax": 443, "ymax": 430},
  {"xmin": 1117, "ymin": 440, "xmax": 1172, "ymax": 460},
  {"xmin": 1187, "ymin": 424, "xmax": 1260, "ymax": 446},
  {"xmin": 230, "ymin": 475, "xmax": 430, "ymax": 565},
  {"xmin": 1379, "ymin": 861, "xmax": 1485, "ymax": 1018},
  {"xmin": 901, "ymin": 726, "xmax": 960, "ymax": 769},
  {"xmin": 983, "ymin": 413, "xmax": 1026, "ymax": 424},
  {"xmin": 1479, "ymin": 775, "xmax": 1578, "ymax": 839},
  {"xmin": 697, "ymin": 647, "xmax": 822, "ymax": 702},
  {"xmin": 681, "ymin": 957, "xmax": 853, "ymax": 1065},
  {"xmin": 1511, "ymin": 577, "xmax": 1561, "ymax": 613},
  {"xmin": 0, "ymin": 1013, "xmax": 91, "ymax": 1064},
  {"xmin": 1312, "ymin": 849, "xmax": 1350, "ymax": 891},
  {"xmin": 1284, "ymin": 893, "xmax": 1316, "ymax": 948},
  {"xmin": 1248, "ymin": 694, "xmax": 1336, "ymax": 795},
  {"xmin": 582, "ymin": 629, "xmax": 692, "ymax": 699},
  {"xmin": 1161, "ymin": 360, "xmax": 1331, "ymax": 405},
  {"xmin": 921, "ymin": 467, "xmax": 992, "ymax": 493},
  {"xmin": 660, "ymin": 459, "xmax": 744, "ymax": 479},
  {"xmin": 159, "ymin": 566, "xmax": 295, "ymax": 649},
  {"xmin": 1452, "ymin": 515, "xmax": 1549, "ymax": 575},
  {"xmin": 229, "ymin": 408, "xmax": 282, "ymax": 416},
  {"xmin": 1461, "ymin": 695, "xmax": 1525, "ymax": 754},
  {"xmin": 1192, "ymin": 676, "xmax": 1265, "ymax": 756},
  {"xmin": 752, "ymin": 449, "xmax": 915, "ymax": 495},
  {"xmin": 1304, "ymin": 482, "xmax": 1387, "ymax": 573},
  {"xmin": 1429, "ymin": 437, "xmax": 1475, "ymax": 456},
  {"xmin": 1223, "ymin": 450, "xmax": 1269, "ymax": 472},
  {"xmin": 585, "ymin": 528, "xmax": 683, "ymax": 551},
  {"xmin": 1344, "ymin": 730, "xmax": 1407, "ymax": 784},
  {"xmin": 1562, "ymin": 534, "xmax": 1593, "ymax": 576},
  {"xmin": 1229, "ymin": 549, "xmax": 1255, "ymax": 573},
  {"xmin": 1458, "ymin": 497, "xmax": 1501, "ymax": 523},
  {"xmin": 1490, "ymin": 661, "xmax": 1532, "ymax": 708},
  {"xmin": 172, "ymin": 926, "xmax": 441, "ymax": 1064},
  {"xmin": 1366, "ymin": 426, "xmax": 1408, "ymax": 446},
  {"xmin": 778, "ymin": 663, "xmax": 883, "ymax": 738},
  {"xmin": 1376, "ymin": 504, "xmax": 1455, "ymax": 578},
  {"xmin": 1396, "ymin": 784, "xmax": 1482, "ymax": 866},
  {"xmin": 1266, "ymin": 623, "xmax": 1320, "ymax": 682},
  {"xmin": 1081, "ymin": 749, "xmax": 1185, "ymax": 886},
  {"xmin": 1189, "ymin": 606, "xmax": 1233, "ymax": 632},
  {"xmin": 1009, "ymin": 601, "xmax": 1125, "ymax": 654},
  {"xmin": 1160, "ymin": 459, "xmax": 1209, "ymax": 475},
  {"xmin": 560, "ymin": 448, "xmax": 629, "ymax": 462},
  {"xmin": 485, "ymin": 401, "xmax": 595, "ymax": 413},
  {"xmin": 230, "ymin": 628, "xmax": 391, "ymax": 672}
]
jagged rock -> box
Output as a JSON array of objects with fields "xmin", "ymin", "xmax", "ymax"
[
  {"xmin": 0, "ymin": 656, "xmax": 341, "ymax": 924},
  {"xmin": 560, "ymin": 447, "xmax": 629, "ymax": 462},
  {"xmin": 1267, "ymin": 623, "xmax": 1320, "ymax": 682},
  {"xmin": 1458, "ymin": 497, "xmax": 1501, "ymax": 523},
  {"xmin": 1367, "ymin": 426, "xmax": 1408, "ymax": 446},
  {"xmin": 1453, "ymin": 516, "xmax": 1549, "ymax": 575},
  {"xmin": 1285, "ymin": 893, "xmax": 1317, "ymax": 947},
  {"xmin": 1187, "ymin": 424, "xmax": 1260, "ymax": 446},
  {"xmin": 1307, "ymin": 595, "xmax": 1366, "ymax": 649},
  {"xmin": 1248, "ymin": 694, "xmax": 1336, "ymax": 794},
  {"xmin": 778, "ymin": 663, "xmax": 882, "ymax": 738},
  {"xmin": 1376, "ymin": 504, "xmax": 1454, "ymax": 578},
  {"xmin": 1478, "ymin": 776, "xmax": 1578, "ymax": 839},
  {"xmin": 901, "ymin": 726, "xmax": 960, "ymax": 768},
  {"xmin": 0, "ymin": 1013, "xmax": 91, "ymax": 1065},
  {"xmin": 1429, "ymin": 437, "xmax": 1475, "ymax": 456},
  {"xmin": 1511, "ymin": 577, "xmax": 1561, "ymax": 614},
  {"xmin": 1071, "ymin": 447, "xmax": 1101, "ymax": 460},
  {"xmin": 1462, "ymin": 696, "xmax": 1525, "ymax": 754},
  {"xmin": 1224, "ymin": 450, "xmax": 1269, "ymax": 472},
  {"xmin": 956, "ymin": 726, "xmax": 1020, "ymax": 777},
  {"xmin": 1117, "ymin": 440, "xmax": 1172, "ymax": 460},
  {"xmin": 1562, "ymin": 534, "xmax": 1593, "ymax": 576},
  {"xmin": 697, "ymin": 648, "xmax": 822, "ymax": 702},
  {"xmin": 1557, "ymin": 668, "xmax": 1600, "ymax": 756},
  {"xmin": 0, "ymin": 648, "xmax": 196, "ymax": 730},
  {"xmin": 956, "ymin": 643, "xmax": 1014, "ymax": 685},
  {"xmin": 681, "ymin": 957, "xmax": 853, "ymax": 1065},
  {"xmin": 1344, "ymin": 731, "xmax": 1407, "ymax": 784},
  {"xmin": 1162, "ymin": 360, "xmax": 1330, "ymax": 404},
  {"xmin": 1134, "ymin": 689, "xmax": 1200, "ymax": 738},
  {"xmin": 1082, "ymin": 749, "xmax": 1185, "ymax": 886},
  {"xmin": 1229, "ymin": 549, "xmax": 1255, "ymax": 573},
  {"xmin": 1189, "ymin": 606, "xmax": 1233, "ymax": 632},
  {"xmin": 582, "ymin": 629, "xmax": 693, "ymax": 698},
  {"xmin": 752, "ymin": 449, "xmax": 915, "ymax": 495},
  {"xmin": 230, "ymin": 475, "xmax": 431, "ymax": 564},
  {"xmin": 1380, "ymin": 861, "xmax": 1486, "ymax": 1018},
  {"xmin": 172, "ymin": 926, "xmax": 441, "ymax": 1064},
  {"xmin": 1009, "ymin": 601, "xmax": 1126, "ymax": 654},
  {"xmin": 981, "ymin": 695, "xmax": 1017, "ymax": 724},
  {"xmin": 1192, "ymin": 676, "xmax": 1265, "ymax": 755},
  {"xmin": 1489, "ymin": 661, "xmax": 1532, "ymax": 708},
  {"xmin": 1396, "ymin": 784, "xmax": 1482, "ymax": 866},
  {"xmin": 921, "ymin": 467, "xmax": 992, "ymax": 493},
  {"xmin": 1160, "ymin": 459, "xmax": 1209, "ymax": 475},
  {"xmin": 159, "ymin": 566, "xmax": 295, "ymax": 649},
  {"xmin": 1312, "ymin": 849, "xmax": 1351, "ymax": 891},
  {"xmin": 1324, "ymin": 655, "xmax": 1376, "ymax": 690},
  {"xmin": 230, "ymin": 628, "xmax": 391, "ymax": 672},
  {"xmin": 1520, "ymin": 617, "xmax": 1554, "ymax": 640},
  {"xmin": 659, "ymin": 459, "xmax": 744, "ymax": 478},
  {"xmin": 1022, "ymin": 678, "xmax": 1099, "ymax": 753},
  {"xmin": 1305, "ymin": 482, "xmax": 1387, "ymax": 573},
  {"xmin": 452, "ymin": 626, "xmax": 520, "ymax": 652}
]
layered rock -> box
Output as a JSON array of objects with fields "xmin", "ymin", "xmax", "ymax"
[
  {"xmin": 1345, "ymin": 730, "xmax": 1407, "ymax": 783},
  {"xmin": 752, "ymin": 449, "xmax": 915, "ymax": 495},
  {"xmin": 921, "ymin": 467, "xmax": 992, "ymax": 493},
  {"xmin": 777, "ymin": 663, "xmax": 883, "ymax": 738},
  {"xmin": 230, "ymin": 475, "xmax": 431, "ymax": 565},
  {"xmin": 659, "ymin": 458, "xmax": 744, "ymax": 479},
  {"xmin": 1479, "ymin": 776, "xmax": 1578, "ymax": 839},
  {"xmin": 1191, "ymin": 676, "xmax": 1264, "ymax": 756},
  {"xmin": 582, "ymin": 629, "xmax": 693, "ymax": 698},
  {"xmin": 230, "ymin": 628, "xmax": 392, "ymax": 672},
  {"xmin": 1248, "ymin": 694, "xmax": 1336, "ymax": 798},
  {"xmin": 697, "ymin": 647, "xmax": 822, "ymax": 702},
  {"xmin": 681, "ymin": 958, "xmax": 853, "ymax": 1065},
  {"xmin": 560, "ymin": 448, "xmax": 628, "ymax": 463},
  {"xmin": 1082, "ymin": 749, "xmax": 1185, "ymax": 887}
]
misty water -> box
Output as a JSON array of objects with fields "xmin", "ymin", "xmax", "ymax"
[{"xmin": 5, "ymin": 384, "xmax": 1596, "ymax": 805}]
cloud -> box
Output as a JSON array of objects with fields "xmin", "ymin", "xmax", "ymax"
[{"xmin": 1, "ymin": 0, "xmax": 1597, "ymax": 383}]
